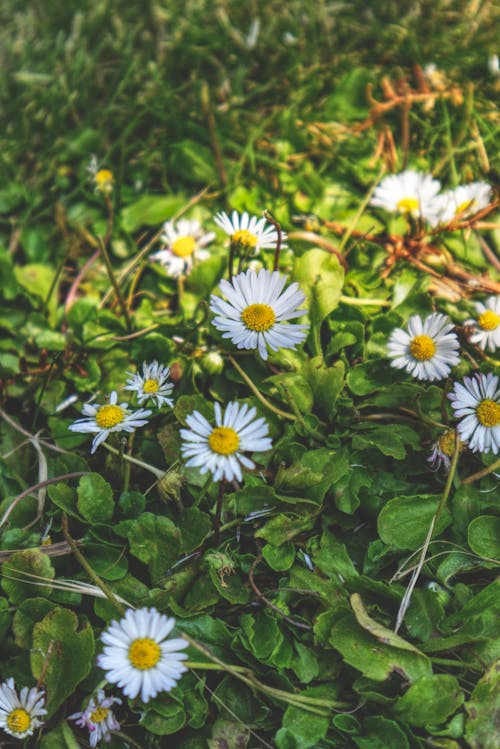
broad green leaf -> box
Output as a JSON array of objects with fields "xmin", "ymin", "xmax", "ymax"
[
  {"xmin": 378, "ymin": 495, "xmax": 452, "ymax": 550},
  {"xmin": 31, "ymin": 607, "xmax": 95, "ymax": 715},
  {"xmin": 126, "ymin": 512, "xmax": 182, "ymax": 585},
  {"xmin": 121, "ymin": 194, "xmax": 186, "ymax": 232},
  {"xmin": 329, "ymin": 611, "xmax": 431, "ymax": 682},
  {"xmin": 465, "ymin": 661, "xmax": 500, "ymax": 749},
  {"xmin": 276, "ymin": 705, "xmax": 330, "ymax": 749},
  {"xmin": 468, "ymin": 515, "xmax": 500, "ymax": 558},
  {"xmin": 140, "ymin": 703, "xmax": 186, "ymax": 735},
  {"xmin": 394, "ymin": 675, "xmax": 464, "ymax": 727},
  {"xmin": 208, "ymin": 719, "xmax": 250, "ymax": 749},
  {"xmin": 13, "ymin": 597, "xmax": 57, "ymax": 648},
  {"xmin": 262, "ymin": 542, "xmax": 295, "ymax": 571},
  {"xmin": 77, "ymin": 473, "xmax": 114, "ymax": 523},
  {"xmin": 405, "ymin": 588, "xmax": 444, "ymax": 642},
  {"xmin": 354, "ymin": 716, "xmax": 410, "ymax": 749},
  {"xmin": 293, "ymin": 248, "xmax": 344, "ymax": 330},
  {"xmin": 302, "ymin": 357, "xmax": 345, "ymax": 420},
  {"xmin": 1, "ymin": 549, "xmax": 55, "ymax": 605},
  {"xmin": 180, "ymin": 507, "xmax": 212, "ymax": 553}
]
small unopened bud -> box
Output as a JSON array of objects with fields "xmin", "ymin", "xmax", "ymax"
[
  {"xmin": 201, "ymin": 350, "xmax": 224, "ymax": 375},
  {"xmin": 157, "ymin": 469, "xmax": 183, "ymax": 502}
]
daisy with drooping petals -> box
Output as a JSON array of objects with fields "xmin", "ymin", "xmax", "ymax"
[
  {"xmin": 97, "ymin": 608, "xmax": 189, "ymax": 704},
  {"xmin": 69, "ymin": 690, "xmax": 121, "ymax": 747},
  {"xmin": 214, "ymin": 210, "xmax": 288, "ymax": 253},
  {"xmin": 387, "ymin": 313, "xmax": 460, "ymax": 381},
  {"xmin": 149, "ymin": 219, "xmax": 215, "ymax": 277},
  {"xmin": 429, "ymin": 182, "xmax": 492, "ymax": 227},
  {"xmin": 209, "ymin": 268, "xmax": 308, "ymax": 360},
  {"xmin": 448, "ymin": 373, "xmax": 500, "ymax": 454},
  {"xmin": 0, "ymin": 678, "xmax": 46, "ymax": 739},
  {"xmin": 427, "ymin": 429, "xmax": 462, "ymax": 473},
  {"xmin": 125, "ymin": 361, "xmax": 175, "ymax": 407},
  {"xmin": 370, "ymin": 170, "xmax": 441, "ymax": 221},
  {"xmin": 68, "ymin": 391, "xmax": 151, "ymax": 453},
  {"xmin": 180, "ymin": 401, "xmax": 272, "ymax": 482},
  {"xmin": 465, "ymin": 296, "xmax": 500, "ymax": 352}
]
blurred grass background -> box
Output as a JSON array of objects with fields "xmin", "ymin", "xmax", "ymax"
[{"xmin": 1, "ymin": 0, "xmax": 499, "ymax": 251}]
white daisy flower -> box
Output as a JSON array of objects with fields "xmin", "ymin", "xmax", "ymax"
[
  {"xmin": 429, "ymin": 182, "xmax": 492, "ymax": 226},
  {"xmin": 0, "ymin": 678, "xmax": 46, "ymax": 739},
  {"xmin": 209, "ymin": 268, "xmax": 308, "ymax": 360},
  {"xmin": 448, "ymin": 373, "xmax": 500, "ymax": 454},
  {"xmin": 124, "ymin": 361, "xmax": 175, "ymax": 407},
  {"xmin": 149, "ymin": 218, "xmax": 215, "ymax": 277},
  {"xmin": 180, "ymin": 401, "xmax": 272, "ymax": 483},
  {"xmin": 69, "ymin": 690, "xmax": 121, "ymax": 747},
  {"xmin": 97, "ymin": 608, "xmax": 189, "ymax": 704},
  {"xmin": 464, "ymin": 296, "xmax": 500, "ymax": 352},
  {"xmin": 370, "ymin": 170, "xmax": 441, "ymax": 221},
  {"xmin": 213, "ymin": 210, "xmax": 288, "ymax": 253},
  {"xmin": 387, "ymin": 313, "xmax": 460, "ymax": 381},
  {"xmin": 68, "ymin": 391, "xmax": 152, "ymax": 453},
  {"xmin": 427, "ymin": 429, "xmax": 462, "ymax": 473}
]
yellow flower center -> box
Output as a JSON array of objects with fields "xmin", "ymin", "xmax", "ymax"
[
  {"xmin": 143, "ymin": 378, "xmax": 159, "ymax": 394},
  {"xmin": 208, "ymin": 426, "xmax": 240, "ymax": 455},
  {"xmin": 409, "ymin": 334, "xmax": 436, "ymax": 361},
  {"xmin": 241, "ymin": 303, "xmax": 276, "ymax": 332},
  {"xmin": 476, "ymin": 399, "xmax": 500, "ymax": 427},
  {"xmin": 231, "ymin": 229, "xmax": 258, "ymax": 248},
  {"xmin": 456, "ymin": 199, "xmax": 474, "ymax": 215},
  {"xmin": 438, "ymin": 430, "xmax": 461, "ymax": 457},
  {"xmin": 7, "ymin": 709, "xmax": 31, "ymax": 734},
  {"xmin": 94, "ymin": 169, "xmax": 114, "ymax": 194},
  {"xmin": 128, "ymin": 638, "xmax": 161, "ymax": 670},
  {"xmin": 171, "ymin": 236, "xmax": 196, "ymax": 258},
  {"xmin": 90, "ymin": 706, "xmax": 108, "ymax": 724},
  {"xmin": 478, "ymin": 310, "xmax": 500, "ymax": 331},
  {"xmin": 396, "ymin": 197, "xmax": 419, "ymax": 214},
  {"xmin": 95, "ymin": 404, "xmax": 125, "ymax": 429}
]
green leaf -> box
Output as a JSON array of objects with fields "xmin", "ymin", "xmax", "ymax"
[
  {"xmin": 12, "ymin": 597, "xmax": 57, "ymax": 648},
  {"xmin": 350, "ymin": 594, "xmax": 424, "ymax": 654},
  {"xmin": 208, "ymin": 719, "xmax": 250, "ymax": 749},
  {"xmin": 352, "ymin": 423, "xmax": 420, "ymax": 459},
  {"xmin": 47, "ymin": 482, "xmax": 80, "ymax": 518},
  {"xmin": 329, "ymin": 611, "xmax": 431, "ymax": 682},
  {"xmin": 77, "ymin": 473, "xmax": 114, "ymax": 523},
  {"xmin": 14, "ymin": 263, "xmax": 55, "ymax": 299},
  {"xmin": 354, "ymin": 716, "xmax": 410, "ymax": 749},
  {"xmin": 405, "ymin": 588, "xmax": 444, "ymax": 642},
  {"xmin": 293, "ymin": 249, "xmax": 344, "ymax": 341},
  {"xmin": 1, "ymin": 549, "xmax": 55, "ymax": 605},
  {"xmin": 465, "ymin": 661, "xmax": 500, "ymax": 749},
  {"xmin": 126, "ymin": 512, "xmax": 181, "ymax": 584},
  {"xmin": 180, "ymin": 507, "xmax": 212, "ymax": 553},
  {"xmin": 31, "ymin": 607, "xmax": 95, "ymax": 716},
  {"xmin": 121, "ymin": 194, "xmax": 186, "ymax": 232},
  {"xmin": 302, "ymin": 357, "xmax": 345, "ymax": 420},
  {"xmin": 277, "ymin": 704, "xmax": 330, "ymax": 749},
  {"xmin": 394, "ymin": 675, "xmax": 464, "ymax": 727},
  {"xmin": 468, "ymin": 515, "xmax": 500, "ymax": 558},
  {"xmin": 378, "ymin": 495, "xmax": 452, "ymax": 550},
  {"xmin": 140, "ymin": 702, "xmax": 186, "ymax": 735},
  {"xmin": 255, "ymin": 513, "xmax": 316, "ymax": 546},
  {"xmin": 262, "ymin": 542, "xmax": 295, "ymax": 571}
]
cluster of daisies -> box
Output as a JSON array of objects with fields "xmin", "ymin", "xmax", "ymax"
[
  {"xmin": 370, "ymin": 169, "xmax": 492, "ymax": 228},
  {"xmin": 0, "ymin": 608, "xmax": 189, "ymax": 744},
  {"xmin": 388, "ymin": 297, "xmax": 500, "ymax": 464}
]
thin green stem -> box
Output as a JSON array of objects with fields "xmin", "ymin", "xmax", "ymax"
[
  {"xmin": 263, "ymin": 210, "xmax": 282, "ymax": 271},
  {"xmin": 462, "ymin": 456, "xmax": 500, "ymax": 485},
  {"xmin": 102, "ymin": 442, "xmax": 165, "ymax": 480},
  {"xmin": 228, "ymin": 355, "xmax": 295, "ymax": 420},
  {"xmin": 123, "ymin": 432, "xmax": 135, "ymax": 493},
  {"xmin": 214, "ymin": 480, "xmax": 225, "ymax": 543},
  {"xmin": 61, "ymin": 515, "xmax": 125, "ymax": 616},
  {"xmin": 339, "ymin": 294, "xmax": 391, "ymax": 307},
  {"xmin": 97, "ymin": 235, "xmax": 132, "ymax": 332},
  {"xmin": 183, "ymin": 635, "xmax": 346, "ymax": 713},
  {"xmin": 394, "ymin": 433, "xmax": 460, "ymax": 634}
]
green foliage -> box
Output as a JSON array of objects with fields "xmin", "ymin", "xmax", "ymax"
[{"xmin": 0, "ymin": 1, "xmax": 499, "ymax": 745}]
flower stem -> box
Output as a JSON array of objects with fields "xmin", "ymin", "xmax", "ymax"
[
  {"xmin": 103, "ymin": 442, "xmax": 165, "ymax": 480},
  {"xmin": 97, "ymin": 235, "xmax": 132, "ymax": 332},
  {"xmin": 263, "ymin": 210, "xmax": 282, "ymax": 271},
  {"xmin": 214, "ymin": 480, "xmax": 225, "ymax": 544},
  {"xmin": 228, "ymin": 355, "xmax": 295, "ymax": 420},
  {"xmin": 339, "ymin": 294, "xmax": 391, "ymax": 307},
  {"xmin": 61, "ymin": 515, "xmax": 125, "ymax": 616},
  {"xmin": 462, "ymin": 456, "xmax": 500, "ymax": 485}
]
